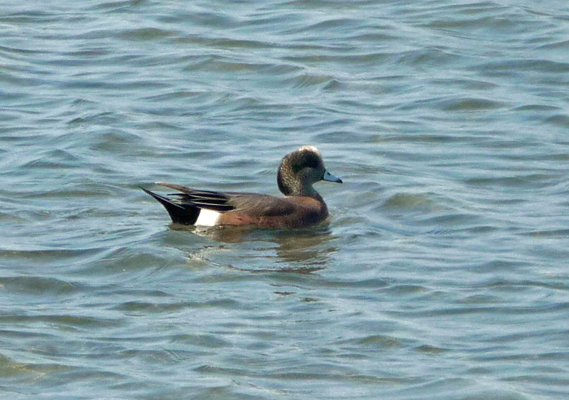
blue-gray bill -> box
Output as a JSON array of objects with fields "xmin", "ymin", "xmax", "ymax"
[{"xmin": 323, "ymin": 170, "xmax": 342, "ymax": 184}]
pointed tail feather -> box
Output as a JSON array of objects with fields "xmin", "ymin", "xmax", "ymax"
[{"xmin": 141, "ymin": 187, "xmax": 199, "ymax": 225}]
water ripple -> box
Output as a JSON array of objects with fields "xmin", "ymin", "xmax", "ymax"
[{"xmin": 1, "ymin": 0, "xmax": 569, "ymax": 398}]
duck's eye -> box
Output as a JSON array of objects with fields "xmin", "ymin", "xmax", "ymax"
[{"xmin": 301, "ymin": 153, "xmax": 320, "ymax": 170}]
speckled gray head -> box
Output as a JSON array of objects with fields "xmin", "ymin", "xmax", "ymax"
[{"xmin": 277, "ymin": 146, "xmax": 342, "ymax": 197}]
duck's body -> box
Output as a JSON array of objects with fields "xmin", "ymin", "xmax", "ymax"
[{"xmin": 142, "ymin": 146, "xmax": 342, "ymax": 229}]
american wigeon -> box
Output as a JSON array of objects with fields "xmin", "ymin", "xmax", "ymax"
[{"xmin": 142, "ymin": 146, "xmax": 342, "ymax": 228}]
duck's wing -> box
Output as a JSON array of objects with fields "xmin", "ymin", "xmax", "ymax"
[
  {"xmin": 155, "ymin": 182, "xmax": 234, "ymax": 212},
  {"xmin": 156, "ymin": 181, "xmax": 296, "ymax": 216}
]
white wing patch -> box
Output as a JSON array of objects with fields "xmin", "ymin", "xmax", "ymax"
[{"xmin": 195, "ymin": 208, "xmax": 221, "ymax": 226}]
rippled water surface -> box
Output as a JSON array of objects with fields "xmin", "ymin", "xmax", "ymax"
[{"xmin": 2, "ymin": 0, "xmax": 569, "ymax": 399}]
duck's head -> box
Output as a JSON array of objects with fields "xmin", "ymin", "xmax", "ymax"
[{"xmin": 277, "ymin": 146, "xmax": 342, "ymax": 197}]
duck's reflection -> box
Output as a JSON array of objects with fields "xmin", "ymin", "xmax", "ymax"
[{"xmin": 169, "ymin": 223, "xmax": 337, "ymax": 272}]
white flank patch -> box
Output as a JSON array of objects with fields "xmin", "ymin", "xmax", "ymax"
[{"xmin": 195, "ymin": 208, "xmax": 221, "ymax": 226}]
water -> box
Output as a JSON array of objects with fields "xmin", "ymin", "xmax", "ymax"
[{"xmin": 1, "ymin": 0, "xmax": 569, "ymax": 398}]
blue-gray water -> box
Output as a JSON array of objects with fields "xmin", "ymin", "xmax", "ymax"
[{"xmin": 1, "ymin": 0, "xmax": 569, "ymax": 399}]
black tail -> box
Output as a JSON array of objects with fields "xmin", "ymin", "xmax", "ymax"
[{"xmin": 141, "ymin": 187, "xmax": 199, "ymax": 225}]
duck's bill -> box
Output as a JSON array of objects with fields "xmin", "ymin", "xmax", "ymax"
[{"xmin": 322, "ymin": 170, "xmax": 343, "ymax": 184}]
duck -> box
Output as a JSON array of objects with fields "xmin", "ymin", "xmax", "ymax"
[{"xmin": 141, "ymin": 145, "xmax": 342, "ymax": 228}]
